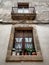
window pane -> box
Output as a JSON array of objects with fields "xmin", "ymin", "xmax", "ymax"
[
  {"xmin": 25, "ymin": 38, "xmax": 29, "ymax": 42},
  {"xmin": 25, "ymin": 43, "xmax": 28, "ymax": 48},
  {"xmin": 15, "ymin": 38, "xmax": 22, "ymax": 42},
  {"xmin": 15, "ymin": 43, "xmax": 22, "ymax": 49},
  {"xmin": 18, "ymin": 8, "xmax": 29, "ymax": 13},
  {"xmin": 25, "ymin": 43, "xmax": 32, "ymax": 48},
  {"xmin": 15, "ymin": 38, "xmax": 19, "ymax": 42},
  {"xmin": 24, "ymin": 8, "xmax": 29, "ymax": 13},
  {"xmin": 18, "ymin": 8, "xmax": 23, "ymax": 13},
  {"xmin": 19, "ymin": 38, "xmax": 22, "ymax": 42},
  {"xmin": 29, "ymin": 38, "xmax": 32, "ymax": 42}
]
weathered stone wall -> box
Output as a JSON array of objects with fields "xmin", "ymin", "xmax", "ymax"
[{"xmin": 0, "ymin": 0, "xmax": 49, "ymax": 23}]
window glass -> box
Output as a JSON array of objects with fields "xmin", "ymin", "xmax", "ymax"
[
  {"xmin": 25, "ymin": 38, "xmax": 28, "ymax": 42},
  {"xmin": 13, "ymin": 29, "xmax": 35, "ymax": 55},
  {"xmin": 18, "ymin": 8, "xmax": 29, "ymax": 13},
  {"xmin": 29, "ymin": 38, "xmax": 32, "ymax": 42},
  {"xmin": 15, "ymin": 43, "xmax": 22, "ymax": 49},
  {"xmin": 18, "ymin": 8, "xmax": 23, "ymax": 13},
  {"xmin": 24, "ymin": 8, "xmax": 29, "ymax": 13},
  {"xmin": 25, "ymin": 43, "xmax": 32, "ymax": 48},
  {"xmin": 15, "ymin": 38, "xmax": 22, "ymax": 42},
  {"xmin": 15, "ymin": 38, "xmax": 19, "ymax": 42}
]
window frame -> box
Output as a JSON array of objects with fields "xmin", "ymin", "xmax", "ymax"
[
  {"xmin": 6, "ymin": 26, "xmax": 43, "ymax": 62},
  {"xmin": 13, "ymin": 29, "xmax": 35, "ymax": 55}
]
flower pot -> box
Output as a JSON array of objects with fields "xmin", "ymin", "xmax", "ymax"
[
  {"xmin": 12, "ymin": 48, "xmax": 16, "ymax": 56},
  {"xmin": 25, "ymin": 52, "xmax": 27, "ymax": 55},
  {"xmin": 12, "ymin": 51, "xmax": 16, "ymax": 56},
  {"xmin": 32, "ymin": 52, "xmax": 36, "ymax": 55},
  {"xmin": 21, "ymin": 52, "xmax": 24, "ymax": 55},
  {"xmin": 17, "ymin": 52, "xmax": 20, "ymax": 56}
]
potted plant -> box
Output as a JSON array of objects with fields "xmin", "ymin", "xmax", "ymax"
[
  {"xmin": 12, "ymin": 48, "xmax": 16, "ymax": 56},
  {"xmin": 32, "ymin": 48, "xmax": 36, "ymax": 55},
  {"xmin": 25, "ymin": 48, "xmax": 33, "ymax": 55}
]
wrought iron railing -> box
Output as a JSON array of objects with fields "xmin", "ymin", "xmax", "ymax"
[{"xmin": 11, "ymin": 7, "xmax": 35, "ymax": 13}]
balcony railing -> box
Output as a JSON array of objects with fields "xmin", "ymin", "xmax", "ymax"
[{"xmin": 11, "ymin": 7, "xmax": 36, "ymax": 20}]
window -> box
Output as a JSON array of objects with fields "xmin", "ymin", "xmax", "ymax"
[
  {"xmin": 6, "ymin": 26, "xmax": 43, "ymax": 62},
  {"xmin": 17, "ymin": 2, "xmax": 29, "ymax": 13},
  {"xmin": 11, "ymin": 3, "xmax": 36, "ymax": 20},
  {"xmin": 12, "ymin": 29, "xmax": 36, "ymax": 56},
  {"xmin": 18, "ymin": 8, "xmax": 29, "ymax": 13}
]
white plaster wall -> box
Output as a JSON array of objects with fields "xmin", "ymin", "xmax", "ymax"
[{"xmin": 0, "ymin": 24, "xmax": 49, "ymax": 65}]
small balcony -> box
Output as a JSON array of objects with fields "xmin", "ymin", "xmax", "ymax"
[{"xmin": 11, "ymin": 7, "xmax": 36, "ymax": 20}]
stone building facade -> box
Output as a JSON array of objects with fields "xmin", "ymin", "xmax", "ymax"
[{"xmin": 0, "ymin": 0, "xmax": 49, "ymax": 65}]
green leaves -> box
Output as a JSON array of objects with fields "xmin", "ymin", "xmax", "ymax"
[{"xmin": 25, "ymin": 48, "xmax": 35, "ymax": 52}]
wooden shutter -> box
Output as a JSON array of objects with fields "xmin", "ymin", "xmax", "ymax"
[{"xmin": 18, "ymin": 2, "xmax": 29, "ymax": 8}]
